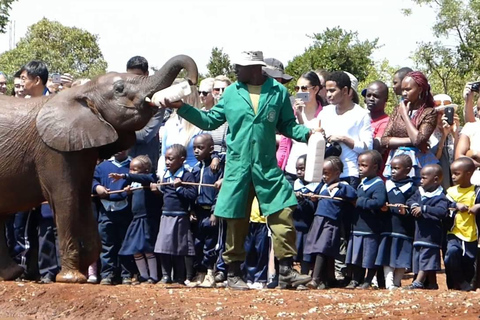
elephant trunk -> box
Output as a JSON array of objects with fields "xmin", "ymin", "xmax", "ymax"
[{"xmin": 145, "ymin": 54, "xmax": 198, "ymax": 97}]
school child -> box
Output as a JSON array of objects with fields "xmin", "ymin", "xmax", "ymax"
[
  {"xmin": 152, "ymin": 144, "xmax": 197, "ymax": 284},
  {"xmin": 445, "ymin": 157, "xmax": 480, "ymax": 291},
  {"xmin": 406, "ymin": 164, "xmax": 449, "ymax": 290},
  {"xmin": 305, "ymin": 156, "xmax": 357, "ymax": 290},
  {"xmin": 88, "ymin": 158, "xmax": 104, "ymax": 284},
  {"xmin": 292, "ymin": 154, "xmax": 321, "ymax": 276},
  {"xmin": 243, "ymin": 197, "xmax": 270, "ymax": 290},
  {"xmin": 189, "ymin": 134, "xmax": 223, "ymax": 288},
  {"xmin": 345, "ymin": 150, "xmax": 387, "ymax": 289},
  {"xmin": 92, "ymin": 150, "xmax": 134, "ymax": 285},
  {"xmin": 375, "ymin": 154, "xmax": 417, "ymax": 289},
  {"xmin": 110, "ymin": 155, "xmax": 162, "ymax": 284}
]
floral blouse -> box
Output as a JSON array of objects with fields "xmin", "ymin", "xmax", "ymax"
[{"xmin": 381, "ymin": 105, "xmax": 437, "ymax": 151}]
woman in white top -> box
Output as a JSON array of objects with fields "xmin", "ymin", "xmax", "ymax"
[
  {"xmin": 280, "ymin": 71, "xmax": 324, "ymax": 185},
  {"xmin": 158, "ymin": 81, "xmax": 203, "ymax": 174}
]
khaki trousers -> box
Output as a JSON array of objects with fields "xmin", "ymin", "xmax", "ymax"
[{"xmin": 222, "ymin": 186, "xmax": 297, "ymax": 264}]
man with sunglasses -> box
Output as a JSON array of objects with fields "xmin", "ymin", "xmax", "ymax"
[{"xmin": 161, "ymin": 51, "xmax": 317, "ymax": 290}]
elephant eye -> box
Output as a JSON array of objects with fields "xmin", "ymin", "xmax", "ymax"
[{"xmin": 114, "ymin": 81, "xmax": 125, "ymax": 94}]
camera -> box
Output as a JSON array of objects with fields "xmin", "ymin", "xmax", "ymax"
[
  {"xmin": 296, "ymin": 92, "xmax": 310, "ymax": 102},
  {"xmin": 52, "ymin": 73, "xmax": 62, "ymax": 84},
  {"xmin": 471, "ymin": 81, "xmax": 480, "ymax": 93}
]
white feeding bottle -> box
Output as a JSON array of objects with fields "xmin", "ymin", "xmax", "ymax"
[
  {"xmin": 146, "ymin": 80, "xmax": 192, "ymax": 107},
  {"xmin": 304, "ymin": 132, "xmax": 326, "ymax": 183}
]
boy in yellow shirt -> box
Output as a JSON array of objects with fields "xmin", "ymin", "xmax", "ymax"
[
  {"xmin": 445, "ymin": 157, "xmax": 480, "ymax": 291},
  {"xmin": 243, "ymin": 197, "xmax": 270, "ymax": 289}
]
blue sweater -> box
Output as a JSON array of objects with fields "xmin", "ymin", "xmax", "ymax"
[
  {"xmin": 352, "ymin": 176, "xmax": 387, "ymax": 235},
  {"xmin": 407, "ymin": 186, "xmax": 448, "ymax": 248},
  {"xmin": 191, "ymin": 158, "xmax": 223, "ymax": 208},
  {"xmin": 159, "ymin": 167, "xmax": 197, "ymax": 215},
  {"xmin": 314, "ymin": 181, "xmax": 357, "ymax": 221},
  {"xmin": 384, "ymin": 178, "xmax": 417, "ymax": 239},
  {"xmin": 293, "ymin": 179, "xmax": 321, "ymax": 231},
  {"xmin": 92, "ymin": 158, "xmax": 131, "ymax": 213},
  {"xmin": 124, "ymin": 173, "xmax": 162, "ymax": 218}
]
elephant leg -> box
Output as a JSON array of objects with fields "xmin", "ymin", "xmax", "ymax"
[
  {"xmin": 51, "ymin": 195, "xmax": 100, "ymax": 284},
  {"xmin": 40, "ymin": 152, "xmax": 100, "ymax": 284},
  {"xmin": 0, "ymin": 217, "xmax": 24, "ymax": 281}
]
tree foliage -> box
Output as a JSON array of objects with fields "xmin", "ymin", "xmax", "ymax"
[
  {"xmin": 405, "ymin": 0, "xmax": 480, "ymax": 123},
  {"xmin": 0, "ymin": 18, "xmax": 107, "ymax": 79},
  {"xmin": 285, "ymin": 27, "xmax": 379, "ymax": 92},
  {"xmin": 206, "ymin": 47, "xmax": 235, "ymax": 80},
  {"xmin": 0, "ymin": 0, "xmax": 16, "ymax": 34}
]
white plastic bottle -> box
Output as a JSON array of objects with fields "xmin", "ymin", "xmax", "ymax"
[
  {"xmin": 304, "ymin": 132, "xmax": 326, "ymax": 183},
  {"xmin": 147, "ymin": 80, "xmax": 192, "ymax": 107}
]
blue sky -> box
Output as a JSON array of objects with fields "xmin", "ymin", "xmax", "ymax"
[{"xmin": 0, "ymin": 0, "xmax": 443, "ymax": 75}]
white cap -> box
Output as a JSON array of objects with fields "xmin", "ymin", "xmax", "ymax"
[
  {"xmin": 343, "ymin": 71, "xmax": 358, "ymax": 93},
  {"xmin": 233, "ymin": 51, "xmax": 266, "ymax": 67}
]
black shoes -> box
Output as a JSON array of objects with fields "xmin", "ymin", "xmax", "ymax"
[
  {"xmin": 227, "ymin": 262, "xmax": 249, "ymax": 290},
  {"xmin": 278, "ymin": 258, "xmax": 311, "ymax": 289}
]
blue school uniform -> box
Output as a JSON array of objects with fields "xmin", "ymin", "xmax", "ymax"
[
  {"xmin": 406, "ymin": 186, "xmax": 448, "ymax": 274},
  {"xmin": 92, "ymin": 157, "xmax": 133, "ymax": 280},
  {"xmin": 191, "ymin": 158, "xmax": 223, "ymax": 271},
  {"xmin": 154, "ymin": 166, "xmax": 197, "ymax": 256},
  {"xmin": 119, "ymin": 173, "xmax": 162, "ymax": 256},
  {"xmin": 304, "ymin": 181, "xmax": 357, "ymax": 257},
  {"xmin": 376, "ymin": 178, "xmax": 417, "ymax": 269},
  {"xmin": 37, "ymin": 204, "xmax": 60, "ymax": 280},
  {"xmin": 292, "ymin": 179, "xmax": 320, "ymax": 263},
  {"xmin": 346, "ymin": 176, "xmax": 387, "ymax": 269}
]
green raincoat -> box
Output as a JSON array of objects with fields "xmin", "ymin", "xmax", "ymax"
[{"xmin": 177, "ymin": 77, "xmax": 311, "ymax": 218}]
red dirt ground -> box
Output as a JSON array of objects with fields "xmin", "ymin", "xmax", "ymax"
[{"xmin": 1, "ymin": 273, "xmax": 480, "ymax": 320}]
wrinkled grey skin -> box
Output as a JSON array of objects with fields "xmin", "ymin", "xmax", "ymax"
[{"xmin": 0, "ymin": 55, "xmax": 198, "ymax": 283}]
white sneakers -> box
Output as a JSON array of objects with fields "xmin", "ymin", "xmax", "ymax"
[{"xmin": 247, "ymin": 282, "xmax": 266, "ymax": 290}]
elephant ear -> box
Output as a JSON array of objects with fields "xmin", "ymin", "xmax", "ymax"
[{"xmin": 36, "ymin": 97, "xmax": 119, "ymax": 152}]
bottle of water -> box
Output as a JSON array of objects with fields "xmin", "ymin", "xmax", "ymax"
[
  {"xmin": 147, "ymin": 80, "xmax": 192, "ymax": 107},
  {"xmin": 304, "ymin": 132, "xmax": 326, "ymax": 183}
]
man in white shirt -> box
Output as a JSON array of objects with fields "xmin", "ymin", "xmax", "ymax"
[
  {"xmin": 320, "ymin": 71, "xmax": 373, "ymax": 188},
  {"xmin": 319, "ymin": 71, "xmax": 373, "ymax": 286}
]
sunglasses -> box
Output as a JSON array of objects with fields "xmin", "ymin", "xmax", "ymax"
[
  {"xmin": 198, "ymin": 91, "xmax": 210, "ymax": 96},
  {"xmin": 213, "ymin": 87, "xmax": 225, "ymax": 92},
  {"xmin": 434, "ymin": 99, "xmax": 452, "ymax": 107},
  {"xmin": 294, "ymin": 85, "xmax": 316, "ymax": 92}
]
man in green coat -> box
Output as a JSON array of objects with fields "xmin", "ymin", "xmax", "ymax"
[{"xmin": 161, "ymin": 51, "xmax": 315, "ymax": 290}]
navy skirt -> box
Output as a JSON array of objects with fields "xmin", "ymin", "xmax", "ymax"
[
  {"xmin": 119, "ymin": 214, "xmax": 160, "ymax": 255},
  {"xmin": 375, "ymin": 235, "xmax": 413, "ymax": 269},
  {"xmin": 304, "ymin": 216, "xmax": 341, "ymax": 257},
  {"xmin": 154, "ymin": 215, "xmax": 195, "ymax": 256},
  {"xmin": 346, "ymin": 234, "xmax": 379, "ymax": 269},
  {"xmin": 412, "ymin": 245, "xmax": 441, "ymax": 274},
  {"xmin": 294, "ymin": 230, "xmax": 312, "ymax": 263}
]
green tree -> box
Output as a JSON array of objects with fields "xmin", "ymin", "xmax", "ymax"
[
  {"xmin": 285, "ymin": 27, "xmax": 379, "ymax": 93},
  {"xmin": 206, "ymin": 47, "xmax": 235, "ymax": 80},
  {"xmin": 0, "ymin": 18, "xmax": 107, "ymax": 79},
  {"xmin": 0, "ymin": 0, "xmax": 16, "ymax": 34},
  {"xmin": 406, "ymin": 0, "xmax": 480, "ymax": 74},
  {"xmin": 405, "ymin": 0, "xmax": 479, "ymax": 123}
]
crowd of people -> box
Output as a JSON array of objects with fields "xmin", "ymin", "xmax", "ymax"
[{"xmin": 1, "ymin": 49, "xmax": 480, "ymax": 292}]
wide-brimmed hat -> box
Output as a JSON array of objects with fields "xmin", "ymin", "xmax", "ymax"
[
  {"xmin": 263, "ymin": 58, "xmax": 293, "ymax": 82},
  {"xmin": 433, "ymin": 93, "xmax": 457, "ymax": 111},
  {"xmin": 233, "ymin": 51, "xmax": 266, "ymax": 67}
]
